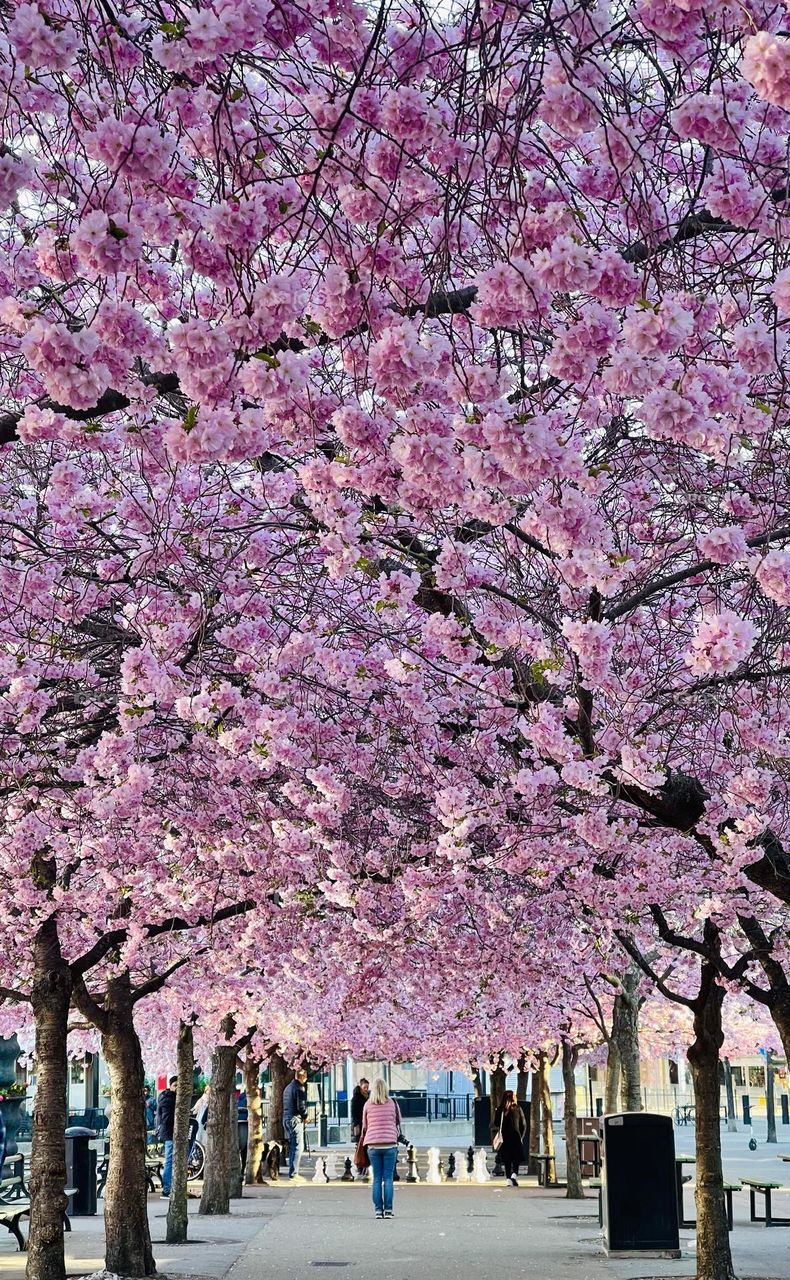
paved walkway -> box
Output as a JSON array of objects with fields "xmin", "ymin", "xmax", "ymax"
[{"xmin": 1, "ymin": 1178, "xmax": 789, "ymax": 1280}]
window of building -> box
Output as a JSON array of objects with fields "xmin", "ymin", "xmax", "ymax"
[
  {"xmin": 668, "ymin": 1059, "xmax": 679, "ymax": 1085},
  {"xmin": 748, "ymin": 1066, "xmax": 764, "ymax": 1088},
  {"xmin": 732, "ymin": 1066, "xmax": 745, "ymax": 1087}
]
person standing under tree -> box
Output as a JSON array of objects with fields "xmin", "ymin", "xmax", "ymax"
[
  {"xmin": 350, "ymin": 1078, "xmax": 370, "ymax": 1141},
  {"xmin": 282, "ymin": 1067, "xmax": 308, "ymax": 1181},
  {"xmin": 492, "ymin": 1090, "xmax": 527, "ymax": 1187},
  {"xmin": 156, "ymin": 1075, "xmax": 178, "ymax": 1197},
  {"xmin": 360, "ymin": 1077, "xmax": 401, "ymax": 1220}
]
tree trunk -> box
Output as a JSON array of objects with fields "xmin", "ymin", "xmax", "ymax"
[
  {"xmin": 489, "ymin": 1061, "xmax": 507, "ymax": 1125},
  {"xmin": 768, "ymin": 994, "xmax": 790, "ymax": 1067},
  {"xmin": 244, "ymin": 1053, "xmax": 263, "ymax": 1185},
  {"xmin": 101, "ymin": 976, "xmax": 156, "ymax": 1277},
  {"xmin": 562, "ymin": 1040, "xmax": 584, "ymax": 1199},
  {"xmin": 687, "ymin": 958, "xmax": 735, "ymax": 1280},
  {"xmin": 604, "ymin": 1039, "xmax": 621, "ymax": 1114},
  {"xmin": 611, "ymin": 965, "xmax": 642, "ymax": 1112},
  {"xmin": 200, "ymin": 1017, "xmax": 238, "ymax": 1215},
  {"xmin": 723, "ymin": 1058, "xmax": 738, "ymax": 1133},
  {"xmin": 540, "ymin": 1050, "xmax": 556, "ymax": 1185},
  {"xmin": 266, "ymin": 1050, "xmax": 290, "ymax": 1148},
  {"xmin": 166, "ymin": 1021, "xmax": 194, "ymax": 1245},
  {"xmin": 228, "ymin": 1086, "xmax": 242, "ymax": 1199},
  {"xmin": 528, "ymin": 1061, "xmax": 543, "ymax": 1175},
  {"xmin": 470, "ymin": 1065, "xmax": 483, "ymax": 1100},
  {"xmin": 766, "ymin": 1053, "xmax": 777, "ymax": 1144},
  {"xmin": 27, "ymin": 916, "xmax": 71, "ymax": 1280}
]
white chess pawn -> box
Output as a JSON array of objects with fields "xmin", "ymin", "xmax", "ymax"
[
  {"xmin": 425, "ymin": 1146, "xmax": 442, "ymax": 1185},
  {"xmin": 473, "ymin": 1148, "xmax": 490, "ymax": 1184},
  {"xmin": 312, "ymin": 1156, "xmax": 327, "ymax": 1184},
  {"xmin": 324, "ymin": 1154, "xmax": 337, "ymax": 1181},
  {"xmin": 454, "ymin": 1150, "xmax": 468, "ymax": 1183}
]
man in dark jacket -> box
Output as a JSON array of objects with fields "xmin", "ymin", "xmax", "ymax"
[
  {"xmin": 350, "ymin": 1079, "xmax": 370, "ymax": 1141},
  {"xmin": 156, "ymin": 1076, "xmax": 178, "ymax": 1196},
  {"xmin": 282, "ymin": 1068, "xmax": 308, "ymax": 1180}
]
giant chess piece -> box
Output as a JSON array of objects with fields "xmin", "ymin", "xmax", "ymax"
[
  {"xmin": 493, "ymin": 1144, "xmax": 506, "ymax": 1178},
  {"xmin": 406, "ymin": 1144, "xmax": 420, "ymax": 1183},
  {"xmin": 466, "ymin": 1146, "xmax": 475, "ymax": 1177},
  {"xmin": 324, "ymin": 1154, "xmax": 337, "ymax": 1181},
  {"xmin": 341, "ymin": 1157, "xmax": 354, "ymax": 1182},
  {"xmin": 393, "ymin": 1151, "xmax": 400, "ymax": 1182},
  {"xmin": 425, "ymin": 1146, "xmax": 441, "ymax": 1185},
  {"xmin": 455, "ymin": 1150, "xmax": 469, "ymax": 1183},
  {"xmin": 446, "ymin": 1152, "xmax": 456, "ymax": 1181},
  {"xmin": 473, "ymin": 1149, "xmax": 490, "ymax": 1184},
  {"xmin": 312, "ymin": 1156, "xmax": 328, "ymax": 1184}
]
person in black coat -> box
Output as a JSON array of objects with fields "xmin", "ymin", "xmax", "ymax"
[
  {"xmin": 492, "ymin": 1090, "xmax": 527, "ymax": 1186},
  {"xmin": 156, "ymin": 1076, "xmax": 178, "ymax": 1195},
  {"xmin": 350, "ymin": 1079, "xmax": 370, "ymax": 1141}
]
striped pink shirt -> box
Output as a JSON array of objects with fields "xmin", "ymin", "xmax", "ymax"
[{"xmin": 361, "ymin": 1098, "xmax": 400, "ymax": 1147}]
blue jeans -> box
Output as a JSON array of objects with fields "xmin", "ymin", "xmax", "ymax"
[
  {"xmin": 162, "ymin": 1139, "xmax": 174, "ymax": 1194},
  {"xmin": 369, "ymin": 1146, "xmax": 397, "ymax": 1213},
  {"xmin": 288, "ymin": 1117, "xmax": 304, "ymax": 1176}
]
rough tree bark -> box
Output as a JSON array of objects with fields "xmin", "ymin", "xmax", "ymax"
[
  {"xmin": 604, "ymin": 1039, "xmax": 621, "ymax": 1115},
  {"xmin": 244, "ymin": 1052, "xmax": 263, "ymax": 1185},
  {"xmin": 561, "ymin": 1040, "xmax": 584, "ymax": 1200},
  {"xmin": 166, "ymin": 1021, "xmax": 194, "ymax": 1245},
  {"xmin": 611, "ymin": 964, "xmax": 642, "ymax": 1112},
  {"xmin": 528, "ymin": 1058, "xmax": 543, "ymax": 1175},
  {"xmin": 266, "ymin": 1049, "xmax": 290, "ymax": 1150},
  {"xmin": 540, "ymin": 1050, "xmax": 557, "ymax": 1185},
  {"xmin": 27, "ymin": 915, "xmax": 71, "ymax": 1280},
  {"xmin": 100, "ymin": 973, "xmax": 156, "ymax": 1277},
  {"xmin": 766, "ymin": 1053, "xmax": 777, "ymax": 1144},
  {"xmin": 723, "ymin": 1059, "xmax": 738, "ymax": 1133},
  {"xmin": 200, "ymin": 1016, "xmax": 252, "ymax": 1215},
  {"xmin": 470, "ymin": 1065, "xmax": 483, "ymax": 1100},
  {"xmin": 688, "ymin": 958, "xmax": 735, "ymax": 1280}
]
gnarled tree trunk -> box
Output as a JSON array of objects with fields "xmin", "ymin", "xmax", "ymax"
[
  {"xmin": 562, "ymin": 1040, "xmax": 584, "ymax": 1199},
  {"xmin": 688, "ymin": 958, "xmax": 735, "ymax": 1280},
  {"xmin": 166, "ymin": 1021, "xmax": 194, "ymax": 1244},
  {"xmin": 540, "ymin": 1050, "xmax": 556, "ymax": 1185},
  {"xmin": 101, "ymin": 975, "xmax": 155, "ymax": 1277},
  {"xmin": 266, "ymin": 1049, "xmax": 290, "ymax": 1149},
  {"xmin": 244, "ymin": 1052, "xmax": 263, "ymax": 1185},
  {"xmin": 27, "ymin": 915, "xmax": 71, "ymax": 1280},
  {"xmin": 611, "ymin": 964, "xmax": 642, "ymax": 1112},
  {"xmin": 516, "ymin": 1055, "xmax": 529, "ymax": 1102},
  {"xmin": 200, "ymin": 1016, "xmax": 239, "ymax": 1215}
]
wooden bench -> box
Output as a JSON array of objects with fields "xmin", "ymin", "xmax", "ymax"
[
  {"xmin": 0, "ymin": 1187, "xmax": 77, "ymax": 1251},
  {"xmin": 532, "ymin": 1153, "xmax": 557, "ymax": 1187},
  {"xmin": 723, "ymin": 1182, "xmax": 741, "ymax": 1231},
  {"xmin": 97, "ymin": 1152, "xmax": 162, "ymax": 1197},
  {"xmin": 741, "ymin": 1177, "xmax": 790, "ymax": 1226}
]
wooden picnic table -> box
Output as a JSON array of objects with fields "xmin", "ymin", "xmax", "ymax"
[{"xmin": 742, "ymin": 1176, "xmax": 790, "ymax": 1226}]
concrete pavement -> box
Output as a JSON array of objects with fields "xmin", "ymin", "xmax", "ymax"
[{"xmin": 1, "ymin": 1176, "xmax": 788, "ymax": 1280}]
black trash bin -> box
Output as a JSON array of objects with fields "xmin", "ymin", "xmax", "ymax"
[
  {"xmin": 602, "ymin": 1113, "xmax": 679, "ymax": 1257},
  {"xmin": 64, "ymin": 1126, "xmax": 97, "ymax": 1216}
]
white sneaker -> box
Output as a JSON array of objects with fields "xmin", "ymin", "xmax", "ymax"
[{"xmin": 510, "ymin": 1174, "xmax": 519, "ymax": 1187}]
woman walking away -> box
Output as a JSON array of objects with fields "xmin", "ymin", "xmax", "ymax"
[
  {"xmin": 492, "ymin": 1090, "xmax": 526, "ymax": 1187},
  {"xmin": 360, "ymin": 1077, "xmax": 401, "ymax": 1219}
]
